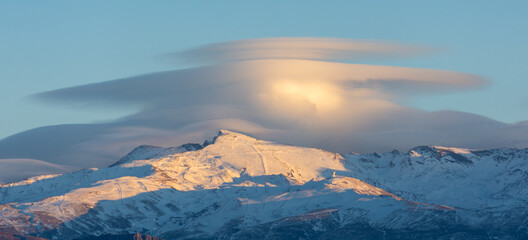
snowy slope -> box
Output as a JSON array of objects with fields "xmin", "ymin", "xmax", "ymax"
[
  {"xmin": 0, "ymin": 130, "xmax": 527, "ymax": 239},
  {"xmin": 344, "ymin": 145, "xmax": 528, "ymax": 207},
  {"xmin": 343, "ymin": 145, "xmax": 528, "ymax": 235}
]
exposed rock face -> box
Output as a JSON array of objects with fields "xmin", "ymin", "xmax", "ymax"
[{"xmin": 1, "ymin": 130, "xmax": 528, "ymax": 239}]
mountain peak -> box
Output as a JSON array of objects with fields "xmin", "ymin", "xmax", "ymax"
[
  {"xmin": 109, "ymin": 145, "xmax": 165, "ymax": 167},
  {"xmin": 214, "ymin": 129, "xmax": 260, "ymax": 143}
]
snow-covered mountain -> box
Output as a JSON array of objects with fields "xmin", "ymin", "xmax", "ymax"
[{"xmin": 1, "ymin": 130, "xmax": 527, "ymax": 239}]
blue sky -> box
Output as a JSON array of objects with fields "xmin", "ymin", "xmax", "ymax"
[{"xmin": 1, "ymin": 1, "xmax": 527, "ymax": 139}]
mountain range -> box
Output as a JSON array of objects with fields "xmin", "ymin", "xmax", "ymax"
[{"xmin": 1, "ymin": 130, "xmax": 527, "ymax": 239}]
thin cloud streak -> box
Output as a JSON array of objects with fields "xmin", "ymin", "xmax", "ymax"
[{"xmin": 174, "ymin": 38, "xmax": 436, "ymax": 64}]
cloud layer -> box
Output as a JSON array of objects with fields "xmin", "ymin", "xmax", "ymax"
[
  {"xmin": 0, "ymin": 159, "xmax": 75, "ymax": 184},
  {"xmin": 174, "ymin": 37, "xmax": 434, "ymax": 64},
  {"xmin": 1, "ymin": 37, "xmax": 527, "ymax": 183}
]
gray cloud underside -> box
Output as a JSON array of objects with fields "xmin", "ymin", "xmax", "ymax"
[{"xmin": 1, "ymin": 110, "xmax": 527, "ymax": 171}]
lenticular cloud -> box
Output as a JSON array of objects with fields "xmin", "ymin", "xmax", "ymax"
[
  {"xmin": 1, "ymin": 38, "xmax": 527, "ymax": 183},
  {"xmin": 174, "ymin": 37, "xmax": 434, "ymax": 63}
]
